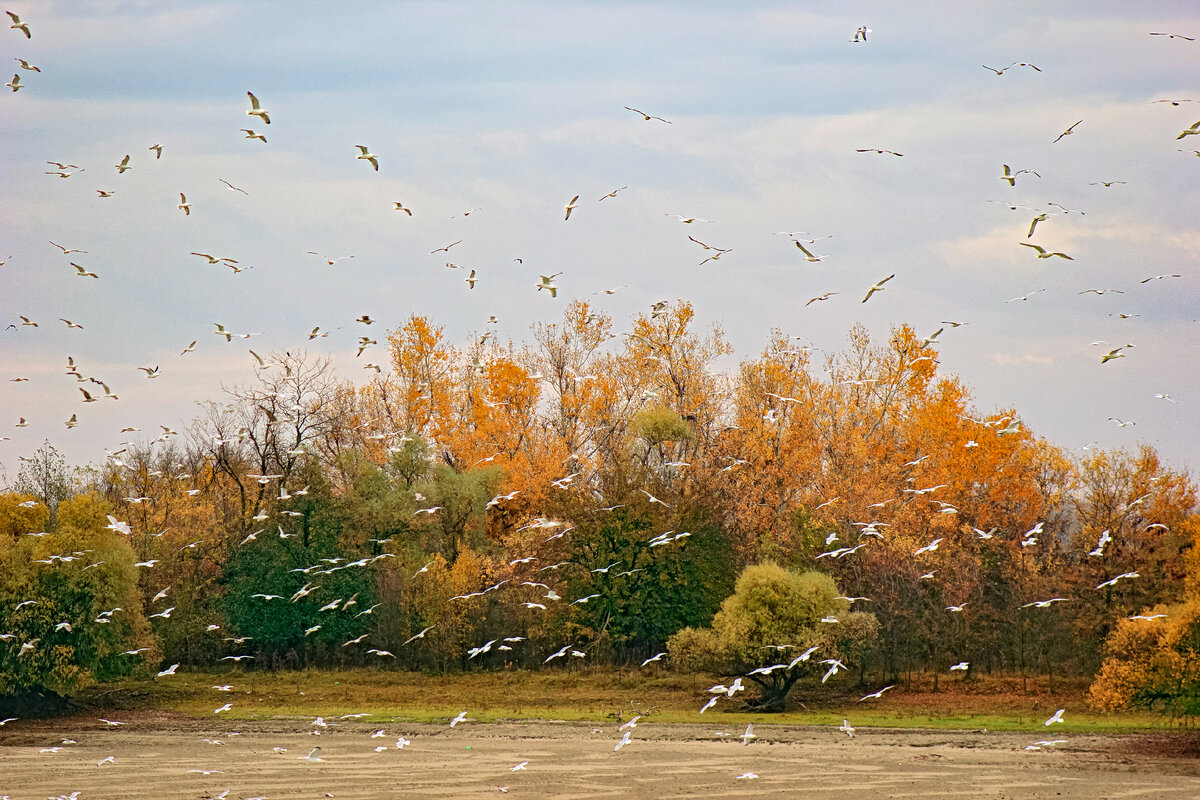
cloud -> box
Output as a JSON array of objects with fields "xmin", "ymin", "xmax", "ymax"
[{"xmin": 991, "ymin": 352, "xmax": 1054, "ymax": 367}]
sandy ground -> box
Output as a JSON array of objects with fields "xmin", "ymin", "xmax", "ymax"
[{"xmin": 3, "ymin": 714, "xmax": 1200, "ymax": 800}]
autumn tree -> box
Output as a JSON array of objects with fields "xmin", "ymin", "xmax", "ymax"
[
  {"xmin": 1069, "ymin": 446, "xmax": 1196, "ymax": 663},
  {"xmin": 1088, "ymin": 599, "xmax": 1200, "ymax": 720}
]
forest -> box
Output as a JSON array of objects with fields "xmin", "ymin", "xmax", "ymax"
[{"xmin": 2, "ymin": 301, "xmax": 1197, "ymax": 713}]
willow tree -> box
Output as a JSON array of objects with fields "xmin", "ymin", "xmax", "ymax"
[{"xmin": 668, "ymin": 564, "xmax": 877, "ymax": 710}]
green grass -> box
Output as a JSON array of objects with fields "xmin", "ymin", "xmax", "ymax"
[{"xmin": 72, "ymin": 668, "xmax": 1179, "ymax": 733}]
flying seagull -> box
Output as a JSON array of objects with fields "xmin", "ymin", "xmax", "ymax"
[
  {"xmin": 794, "ymin": 241, "xmax": 828, "ymax": 262},
  {"xmin": 624, "ymin": 106, "xmax": 671, "ymax": 123},
  {"xmin": 1000, "ymin": 164, "xmax": 1040, "ymax": 186},
  {"xmin": 246, "ymin": 91, "xmax": 271, "ymax": 124},
  {"xmin": 1177, "ymin": 120, "xmax": 1200, "ymax": 139},
  {"xmin": 806, "ymin": 292, "xmax": 838, "ymax": 306},
  {"xmin": 1019, "ymin": 242, "xmax": 1072, "ymax": 260},
  {"xmin": 7, "ymin": 11, "xmax": 31, "ymax": 38},
  {"xmin": 1052, "ymin": 120, "xmax": 1083, "ymax": 143},
  {"xmin": 355, "ymin": 145, "xmax": 379, "ymax": 170},
  {"xmin": 861, "ymin": 274, "xmax": 895, "ymax": 303}
]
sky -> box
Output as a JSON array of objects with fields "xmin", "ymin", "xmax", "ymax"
[{"xmin": 1, "ymin": 0, "xmax": 1198, "ymax": 486}]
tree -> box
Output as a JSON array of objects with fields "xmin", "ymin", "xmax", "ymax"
[
  {"xmin": 0, "ymin": 492, "xmax": 150, "ymax": 712},
  {"xmin": 668, "ymin": 564, "xmax": 878, "ymax": 710},
  {"xmin": 14, "ymin": 441, "xmax": 73, "ymax": 523},
  {"xmin": 1089, "ymin": 513, "xmax": 1200, "ymax": 720},
  {"xmin": 1088, "ymin": 598, "xmax": 1200, "ymax": 720}
]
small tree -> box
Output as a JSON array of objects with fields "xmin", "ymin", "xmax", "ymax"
[
  {"xmin": 14, "ymin": 441, "xmax": 73, "ymax": 524},
  {"xmin": 668, "ymin": 564, "xmax": 878, "ymax": 710}
]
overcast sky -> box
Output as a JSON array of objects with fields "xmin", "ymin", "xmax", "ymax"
[{"xmin": 1, "ymin": 0, "xmax": 1198, "ymax": 485}]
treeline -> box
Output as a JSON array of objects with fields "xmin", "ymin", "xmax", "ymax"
[{"xmin": 1, "ymin": 301, "xmax": 1196, "ymax": 699}]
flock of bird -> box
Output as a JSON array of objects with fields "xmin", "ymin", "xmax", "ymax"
[
  {"xmin": 1, "ymin": 8, "xmax": 1197, "ymax": 794},
  {"xmin": 1, "ymin": 11, "xmax": 1196, "ymax": 454}
]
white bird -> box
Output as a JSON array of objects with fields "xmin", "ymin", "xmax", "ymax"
[
  {"xmin": 1022, "ymin": 598, "xmax": 1069, "ymax": 608},
  {"xmin": 544, "ymin": 644, "xmax": 571, "ymax": 663},
  {"xmin": 449, "ymin": 710, "xmax": 468, "ymax": 727},
  {"xmin": 302, "ymin": 746, "xmax": 324, "ymax": 762},
  {"xmin": 307, "ymin": 251, "xmax": 355, "ymax": 266},
  {"xmin": 950, "ymin": 661, "xmax": 969, "ymax": 671},
  {"xmin": 614, "ymin": 730, "xmax": 633, "ymax": 751},
  {"xmin": 157, "ymin": 663, "xmax": 180, "ymax": 677},
  {"xmin": 858, "ymin": 685, "xmax": 896, "ymax": 701},
  {"xmin": 739, "ymin": 723, "xmax": 756, "ymax": 745},
  {"xmin": 564, "ymin": 195, "xmax": 579, "ymax": 220},
  {"xmin": 838, "ymin": 719, "xmax": 856, "ymax": 738},
  {"xmin": 1044, "ymin": 708, "xmax": 1065, "ymax": 726},
  {"xmin": 788, "ymin": 646, "xmax": 821, "ymax": 669},
  {"xmin": 861, "ymin": 274, "xmax": 895, "ymax": 303},
  {"xmin": 624, "ymin": 106, "xmax": 671, "ymax": 123},
  {"xmin": 1000, "ymin": 164, "xmax": 1041, "ymax": 186},
  {"xmin": 403, "ymin": 625, "xmax": 434, "ymax": 645},
  {"xmin": 996, "ymin": 419, "xmax": 1022, "ymax": 436},
  {"xmin": 246, "ymin": 91, "xmax": 271, "ymax": 124},
  {"xmin": 291, "ymin": 583, "xmax": 319, "ymax": 602},
  {"xmin": 1097, "ymin": 572, "xmax": 1139, "ymax": 589},
  {"xmin": 7, "ymin": 10, "xmax": 31, "ymax": 38},
  {"xmin": 1052, "ymin": 120, "xmax": 1083, "ymax": 143},
  {"xmin": 640, "ymin": 489, "xmax": 670, "ymax": 507},
  {"xmin": 355, "ymin": 145, "xmax": 379, "ymax": 171},
  {"xmin": 1019, "ymin": 242, "xmax": 1073, "ymax": 260},
  {"xmin": 821, "ymin": 659, "xmax": 846, "ymax": 683},
  {"xmin": 510, "ymin": 761, "xmax": 528, "ymax": 772}
]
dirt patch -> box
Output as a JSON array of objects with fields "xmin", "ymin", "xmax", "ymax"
[{"xmin": 3, "ymin": 715, "xmax": 1200, "ymax": 799}]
